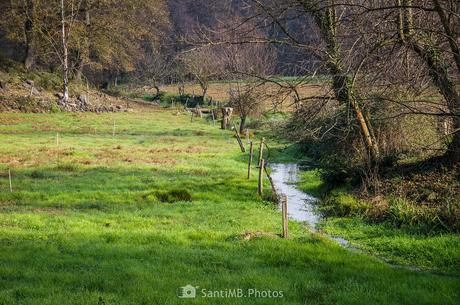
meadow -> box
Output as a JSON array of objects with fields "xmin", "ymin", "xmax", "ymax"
[{"xmin": 0, "ymin": 108, "xmax": 459, "ymax": 305}]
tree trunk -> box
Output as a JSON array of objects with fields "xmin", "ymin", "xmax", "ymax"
[
  {"xmin": 61, "ymin": 0, "xmax": 69, "ymax": 103},
  {"xmin": 75, "ymin": 56, "xmax": 84, "ymax": 82},
  {"xmin": 23, "ymin": 1, "xmax": 35, "ymax": 71},
  {"xmin": 202, "ymin": 86, "xmax": 208, "ymax": 103},
  {"xmin": 309, "ymin": 4, "xmax": 380, "ymax": 163},
  {"xmin": 411, "ymin": 40, "xmax": 460, "ymax": 163},
  {"xmin": 397, "ymin": 2, "xmax": 460, "ymax": 164},
  {"xmin": 432, "ymin": 0, "xmax": 460, "ymax": 74},
  {"xmin": 74, "ymin": 1, "xmax": 90, "ymax": 83},
  {"xmin": 448, "ymin": 117, "xmax": 460, "ymax": 163},
  {"xmin": 349, "ymin": 97, "xmax": 380, "ymax": 162},
  {"xmin": 198, "ymin": 79, "xmax": 208, "ymax": 102},
  {"xmin": 153, "ymin": 84, "xmax": 160, "ymax": 96},
  {"xmin": 239, "ymin": 115, "xmax": 247, "ymax": 134},
  {"xmin": 74, "ymin": 0, "xmax": 90, "ymax": 83}
]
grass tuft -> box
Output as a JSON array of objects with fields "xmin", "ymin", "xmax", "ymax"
[{"xmin": 155, "ymin": 189, "xmax": 193, "ymax": 203}]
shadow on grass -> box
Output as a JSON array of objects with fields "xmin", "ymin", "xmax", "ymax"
[
  {"xmin": 0, "ymin": 166, "xmax": 264, "ymax": 212},
  {"xmin": 1, "ymin": 226, "xmax": 459, "ymax": 305}
]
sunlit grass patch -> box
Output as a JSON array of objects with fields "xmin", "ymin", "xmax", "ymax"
[{"xmin": 0, "ymin": 111, "xmax": 459, "ymax": 305}]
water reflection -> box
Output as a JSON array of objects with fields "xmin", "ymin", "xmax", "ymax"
[{"xmin": 269, "ymin": 163, "xmax": 320, "ymax": 229}]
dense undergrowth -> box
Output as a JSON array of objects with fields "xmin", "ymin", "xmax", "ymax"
[
  {"xmin": 301, "ymin": 161, "xmax": 460, "ymax": 234},
  {"xmin": 296, "ymin": 169, "xmax": 460, "ymax": 274}
]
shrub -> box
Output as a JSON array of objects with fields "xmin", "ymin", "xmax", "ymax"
[
  {"xmin": 142, "ymin": 92, "xmax": 204, "ymax": 108},
  {"xmin": 386, "ymin": 198, "xmax": 444, "ymax": 231},
  {"xmin": 49, "ymin": 101, "xmax": 61, "ymax": 113},
  {"xmin": 29, "ymin": 170, "xmax": 46, "ymax": 179},
  {"xmin": 56, "ymin": 163, "xmax": 80, "ymax": 172},
  {"xmin": 154, "ymin": 189, "xmax": 192, "ymax": 203},
  {"xmin": 35, "ymin": 72, "xmax": 61, "ymax": 91},
  {"xmin": 318, "ymin": 191, "xmax": 370, "ymax": 217}
]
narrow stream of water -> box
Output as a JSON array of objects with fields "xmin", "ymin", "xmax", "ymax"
[
  {"xmin": 270, "ymin": 163, "xmax": 350, "ymax": 247},
  {"xmin": 269, "ymin": 163, "xmax": 320, "ymax": 227}
]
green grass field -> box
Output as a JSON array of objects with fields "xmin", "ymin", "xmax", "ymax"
[{"xmin": 0, "ymin": 110, "xmax": 459, "ymax": 305}]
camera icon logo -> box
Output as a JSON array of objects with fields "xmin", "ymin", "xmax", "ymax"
[{"xmin": 178, "ymin": 284, "xmax": 197, "ymax": 298}]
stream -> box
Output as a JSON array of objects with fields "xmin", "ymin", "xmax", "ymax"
[{"xmin": 269, "ymin": 163, "xmax": 350, "ymax": 247}]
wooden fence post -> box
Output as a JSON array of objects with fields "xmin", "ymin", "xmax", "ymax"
[
  {"xmin": 264, "ymin": 164, "xmax": 278, "ymax": 202},
  {"xmin": 282, "ymin": 195, "xmax": 289, "ymax": 238},
  {"xmin": 258, "ymin": 137, "xmax": 265, "ymax": 167},
  {"xmin": 196, "ymin": 104, "xmax": 202, "ymax": 118},
  {"xmin": 56, "ymin": 132, "xmax": 60, "ymax": 165},
  {"xmin": 8, "ymin": 168, "xmax": 12, "ymax": 193},
  {"xmin": 233, "ymin": 125, "xmax": 246, "ymax": 152},
  {"xmin": 248, "ymin": 142, "xmax": 253, "ymax": 179},
  {"xmin": 258, "ymin": 159, "xmax": 264, "ymax": 196},
  {"xmin": 210, "ymin": 97, "xmax": 216, "ymax": 126}
]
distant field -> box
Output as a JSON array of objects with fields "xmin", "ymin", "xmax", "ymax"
[
  {"xmin": 161, "ymin": 80, "xmax": 326, "ymax": 104},
  {"xmin": 0, "ymin": 108, "xmax": 459, "ymax": 305}
]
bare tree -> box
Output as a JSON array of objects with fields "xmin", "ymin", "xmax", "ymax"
[
  {"xmin": 211, "ymin": 1, "xmax": 382, "ymax": 163},
  {"xmin": 60, "ymin": 0, "xmax": 70, "ymax": 103},
  {"xmin": 229, "ymin": 83, "xmax": 265, "ymax": 133},
  {"xmin": 393, "ymin": 0, "xmax": 460, "ymax": 163},
  {"xmin": 177, "ymin": 47, "xmax": 223, "ymax": 102}
]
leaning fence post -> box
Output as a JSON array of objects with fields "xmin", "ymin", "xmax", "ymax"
[
  {"xmin": 258, "ymin": 137, "xmax": 265, "ymax": 167},
  {"xmin": 264, "ymin": 164, "xmax": 278, "ymax": 202},
  {"xmin": 258, "ymin": 159, "xmax": 265, "ymax": 196},
  {"xmin": 282, "ymin": 195, "xmax": 289, "ymax": 238},
  {"xmin": 248, "ymin": 142, "xmax": 254, "ymax": 179},
  {"xmin": 8, "ymin": 168, "xmax": 12, "ymax": 193},
  {"xmin": 233, "ymin": 125, "xmax": 246, "ymax": 153}
]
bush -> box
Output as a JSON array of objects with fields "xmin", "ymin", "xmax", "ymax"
[
  {"xmin": 318, "ymin": 191, "xmax": 370, "ymax": 217},
  {"xmin": 142, "ymin": 92, "xmax": 204, "ymax": 108},
  {"xmin": 29, "ymin": 170, "xmax": 46, "ymax": 179},
  {"xmin": 35, "ymin": 72, "xmax": 61, "ymax": 91},
  {"xmin": 49, "ymin": 101, "xmax": 61, "ymax": 113},
  {"xmin": 56, "ymin": 163, "xmax": 80, "ymax": 172},
  {"xmin": 319, "ymin": 190, "xmax": 459, "ymax": 233},
  {"xmin": 154, "ymin": 189, "xmax": 192, "ymax": 203}
]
